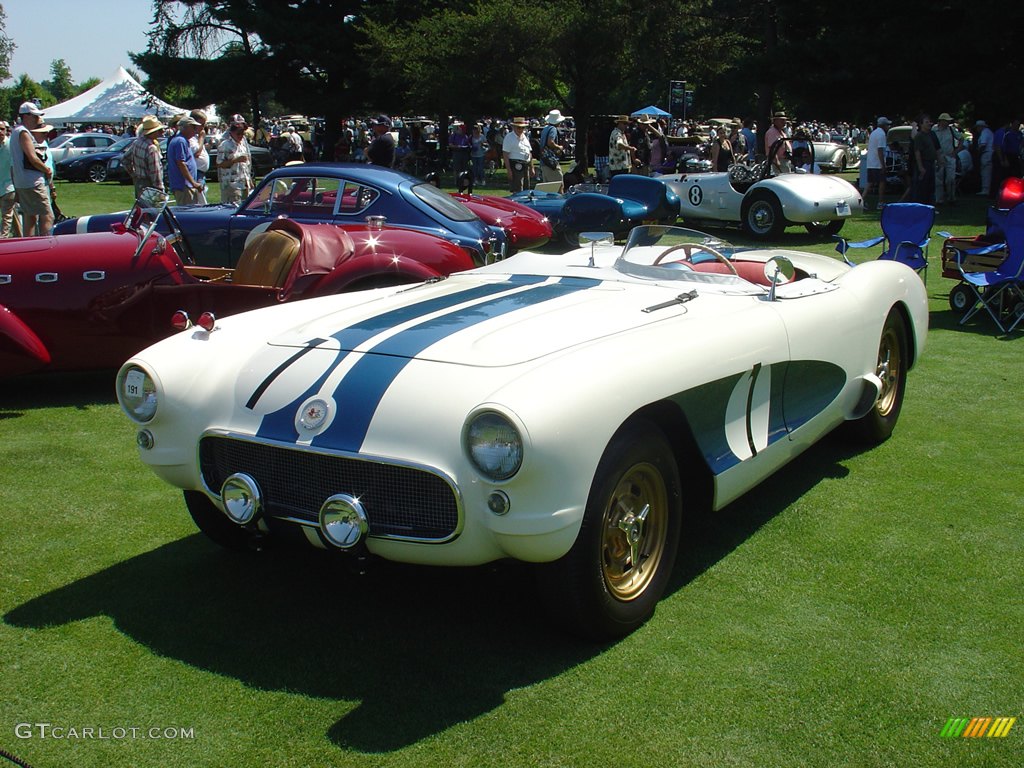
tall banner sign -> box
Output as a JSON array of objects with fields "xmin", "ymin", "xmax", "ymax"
[{"xmin": 669, "ymin": 81, "xmax": 686, "ymax": 119}]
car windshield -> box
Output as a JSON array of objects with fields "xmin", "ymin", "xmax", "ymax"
[
  {"xmin": 109, "ymin": 137, "xmax": 133, "ymax": 152},
  {"xmin": 613, "ymin": 225, "xmax": 760, "ymax": 286},
  {"xmin": 49, "ymin": 134, "xmax": 73, "ymax": 148},
  {"xmin": 410, "ymin": 182, "xmax": 479, "ymax": 222}
]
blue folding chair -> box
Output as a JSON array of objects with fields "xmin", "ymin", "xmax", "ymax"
[
  {"xmin": 948, "ymin": 202, "xmax": 1024, "ymax": 334},
  {"xmin": 833, "ymin": 203, "xmax": 936, "ymax": 281}
]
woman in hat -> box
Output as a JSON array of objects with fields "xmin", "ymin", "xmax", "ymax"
[
  {"xmin": 127, "ymin": 115, "xmax": 167, "ymax": 198},
  {"xmin": 539, "ymin": 109, "xmax": 567, "ymax": 190}
]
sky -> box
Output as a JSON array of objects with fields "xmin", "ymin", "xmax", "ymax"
[{"xmin": 3, "ymin": 0, "xmax": 154, "ymax": 86}]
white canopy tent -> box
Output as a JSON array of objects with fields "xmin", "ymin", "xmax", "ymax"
[{"xmin": 42, "ymin": 67, "xmax": 187, "ymax": 128}]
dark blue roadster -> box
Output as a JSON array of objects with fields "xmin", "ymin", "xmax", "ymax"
[
  {"xmin": 511, "ymin": 174, "xmax": 680, "ymax": 246},
  {"xmin": 55, "ymin": 163, "xmax": 506, "ymax": 268}
]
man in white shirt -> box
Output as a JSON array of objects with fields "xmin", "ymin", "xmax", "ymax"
[
  {"xmin": 502, "ymin": 117, "xmax": 533, "ymax": 193},
  {"xmin": 865, "ymin": 116, "xmax": 891, "ymax": 210}
]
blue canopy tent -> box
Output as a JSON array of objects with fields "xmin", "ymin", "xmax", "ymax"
[{"xmin": 631, "ymin": 106, "xmax": 672, "ymax": 118}]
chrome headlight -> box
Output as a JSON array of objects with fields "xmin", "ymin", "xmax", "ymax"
[
  {"xmin": 464, "ymin": 411, "xmax": 523, "ymax": 480},
  {"xmin": 117, "ymin": 365, "xmax": 159, "ymax": 423}
]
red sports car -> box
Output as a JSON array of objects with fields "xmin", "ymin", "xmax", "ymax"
[
  {"xmin": 450, "ymin": 193, "xmax": 553, "ymax": 251},
  {"xmin": 0, "ymin": 191, "xmax": 475, "ymax": 377}
]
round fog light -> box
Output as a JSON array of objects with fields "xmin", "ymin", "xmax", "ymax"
[
  {"xmin": 136, "ymin": 429, "xmax": 154, "ymax": 450},
  {"xmin": 220, "ymin": 473, "xmax": 262, "ymax": 525},
  {"xmin": 319, "ymin": 494, "xmax": 369, "ymax": 549},
  {"xmin": 487, "ymin": 491, "xmax": 510, "ymax": 516}
]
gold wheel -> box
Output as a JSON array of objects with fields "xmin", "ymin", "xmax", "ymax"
[
  {"xmin": 875, "ymin": 324, "xmax": 903, "ymax": 418},
  {"xmin": 600, "ymin": 462, "xmax": 669, "ymax": 602}
]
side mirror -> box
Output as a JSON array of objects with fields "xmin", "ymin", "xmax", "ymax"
[
  {"xmin": 764, "ymin": 256, "xmax": 795, "ymax": 301},
  {"xmin": 578, "ymin": 231, "xmax": 615, "ymax": 267}
]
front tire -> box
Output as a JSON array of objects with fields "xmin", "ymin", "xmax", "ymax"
[
  {"xmin": 847, "ymin": 309, "xmax": 908, "ymax": 444},
  {"xmin": 948, "ymin": 283, "xmax": 973, "ymax": 313},
  {"xmin": 88, "ymin": 162, "xmax": 108, "ymax": 183},
  {"xmin": 537, "ymin": 420, "xmax": 681, "ymax": 639},
  {"xmin": 741, "ymin": 190, "xmax": 785, "ymax": 238},
  {"xmin": 184, "ymin": 490, "xmax": 257, "ymax": 551}
]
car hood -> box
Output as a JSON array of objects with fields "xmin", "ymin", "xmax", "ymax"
[{"xmin": 263, "ymin": 273, "xmax": 676, "ymax": 367}]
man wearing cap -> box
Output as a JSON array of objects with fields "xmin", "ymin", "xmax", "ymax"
[
  {"xmin": 189, "ymin": 109, "xmax": 211, "ymax": 204},
  {"xmin": 168, "ymin": 115, "xmax": 205, "ymax": 206},
  {"xmin": 366, "ymin": 115, "xmax": 396, "ymax": 168},
  {"xmin": 0, "ymin": 121, "xmax": 18, "ymax": 237},
  {"xmin": 539, "ymin": 109, "xmax": 567, "ymax": 190},
  {"xmin": 865, "ymin": 116, "xmax": 891, "ymax": 209},
  {"xmin": 10, "ymin": 101, "xmax": 54, "ymax": 236},
  {"xmin": 217, "ymin": 115, "xmax": 253, "ymax": 205},
  {"xmin": 608, "ymin": 116, "xmax": 636, "ymax": 178},
  {"xmin": 127, "ymin": 115, "xmax": 166, "ymax": 198},
  {"xmin": 502, "ymin": 117, "xmax": 533, "ymax": 192},
  {"xmin": 972, "ymin": 120, "xmax": 994, "ymax": 197},
  {"xmin": 934, "ymin": 113, "xmax": 963, "ymax": 204},
  {"xmin": 765, "ymin": 111, "xmax": 792, "ymax": 174}
]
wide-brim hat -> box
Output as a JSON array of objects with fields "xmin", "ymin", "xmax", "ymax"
[
  {"xmin": 511, "ymin": 116, "xmax": 529, "ymax": 127},
  {"xmin": 615, "ymin": 115, "xmax": 631, "ymax": 124},
  {"xmin": 772, "ymin": 111, "xmax": 788, "ymax": 121},
  {"xmin": 29, "ymin": 122, "xmax": 54, "ymax": 134},
  {"xmin": 139, "ymin": 115, "xmax": 165, "ymax": 135},
  {"xmin": 636, "ymin": 116, "xmax": 656, "ymax": 125},
  {"xmin": 937, "ymin": 112, "xmax": 954, "ymax": 122},
  {"xmin": 545, "ymin": 109, "xmax": 566, "ymax": 125}
]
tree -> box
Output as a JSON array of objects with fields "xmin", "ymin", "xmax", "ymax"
[
  {"xmin": 0, "ymin": 3, "xmax": 14, "ymax": 83},
  {"xmin": 45, "ymin": 59, "xmax": 76, "ymax": 102}
]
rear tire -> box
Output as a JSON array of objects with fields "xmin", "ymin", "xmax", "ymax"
[
  {"xmin": 741, "ymin": 190, "xmax": 785, "ymax": 238},
  {"xmin": 847, "ymin": 309, "xmax": 908, "ymax": 444},
  {"xmin": 804, "ymin": 219, "xmax": 844, "ymax": 237},
  {"xmin": 537, "ymin": 419, "xmax": 681, "ymax": 639}
]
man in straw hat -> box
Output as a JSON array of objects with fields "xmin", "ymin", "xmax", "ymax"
[
  {"xmin": 502, "ymin": 117, "xmax": 533, "ymax": 192},
  {"xmin": 608, "ymin": 115, "xmax": 636, "ymax": 178},
  {"xmin": 933, "ymin": 112, "xmax": 962, "ymax": 204},
  {"xmin": 127, "ymin": 115, "xmax": 167, "ymax": 198},
  {"xmin": 10, "ymin": 101, "xmax": 54, "ymax": 236},
  {"xmin": 539, "ymin": 109, "xmax": 567, "ymax": 190},
  {"xmin": 765, "ymin": 111, "xmax": 793, "ymax": 174}
]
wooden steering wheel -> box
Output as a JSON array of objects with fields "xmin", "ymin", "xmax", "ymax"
[{"xmin": 653, "ymin": 242, "xmax": 738, "ymax": 275}]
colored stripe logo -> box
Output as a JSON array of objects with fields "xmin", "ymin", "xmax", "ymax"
[{"xmin": 941, "ymin": 716, "xmax": 1016, "ymax": 738}]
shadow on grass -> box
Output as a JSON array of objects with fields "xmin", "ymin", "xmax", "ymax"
[
  {"xmin": 0, "ymin": 369, "xmax": 118, "ymax": 416},
  {"xmin": 4, "ymin": 430, "xmax": 862, "ymax": 753},
  {"xmin": 928, "ymin": 304, "xmax": 1024, "ymax": 339}
]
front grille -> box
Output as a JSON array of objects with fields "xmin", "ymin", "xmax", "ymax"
[{"xmin": 199, "ymin": 435, "xmax": 460, "ymax": 541}]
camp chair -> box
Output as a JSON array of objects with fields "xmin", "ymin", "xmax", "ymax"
[
  {"xmin": 833, "ymin": 203, "xmax": 936, "ymax": 281},
  {"xmin": 948, "ymin": 201, "xmax": 1024, "ymax": 334}
]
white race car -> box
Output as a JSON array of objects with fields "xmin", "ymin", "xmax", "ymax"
[
  {"xmin": 658, "ymin": 145, "xmax": 863, "ymax": 238},
  {"xmin": 117, "ymin": 226, "xmax": 927, "ymax": 639}
]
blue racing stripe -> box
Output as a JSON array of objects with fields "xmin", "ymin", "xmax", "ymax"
[
  {"xmin": 254, "ymin": 275, "xmax": 551, "ymax": 441},
  {"xmin": 311, "ymin": 277, "xmax": 602, "ymax": 451}
]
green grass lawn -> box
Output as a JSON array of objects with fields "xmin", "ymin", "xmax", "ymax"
[{"xmin": 1, "ymin": 179, "xmax": 1021, "ymax": 767}]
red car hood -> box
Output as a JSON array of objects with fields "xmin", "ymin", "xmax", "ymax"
[{"xmin": 450, "ymin": 193, "xmax": 552, "ymax": 249}]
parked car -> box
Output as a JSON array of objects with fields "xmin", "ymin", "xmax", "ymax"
[
  {"xmin": 115, "ymin": 224, "xmax": 927, "ymax": 639},
  {"xmin": 512, "ymin": 174, "xmax": 680, "ymax": 246},
  {"xmin": 56, "ymin": 163, "xmax": 507, "ymax": 268},
  {"xmin": 47, "ymin": 132, "xmax": 120, "ymax": 163},
  {"xmin": 807, "ymin": 136, "xmax": 861, "ymax": 172},
  {"xmin": 105, "ymin": 137, "xmax": 275, "ymax": 184},
  {"xmin": 658, "ymin": 139, "xmax": 863, "ymax": 238},
  {"xmin": 0, "ymin": 189, "xmax": 476, "ymax": 377},
  {"xmin": 55, "ymin": 137, "xmax": 133, "ymax": 182},
  {"xmin": 451, "ymin": 192, "xmax": 552, "ymax": 251}
]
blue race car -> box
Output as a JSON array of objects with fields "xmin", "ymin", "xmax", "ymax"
[
  {"xmin": 511, "ymin": 174, "xmax": 680, "ymax": 246},
  {"xmin": 55, "ymin": 163, "xmax": 506, "ymax": 267}
]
